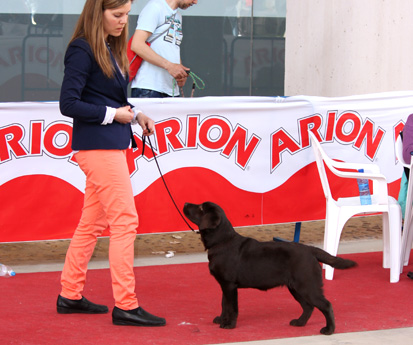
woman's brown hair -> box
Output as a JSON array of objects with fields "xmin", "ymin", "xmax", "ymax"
[{"xmin": 70, "ymin": 0, "xmax": 132, "ymax": 78}]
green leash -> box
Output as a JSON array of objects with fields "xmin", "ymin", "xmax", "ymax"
[{"xmin": 173, "ymin": 71, "xmax": 205, "ymax": 97}]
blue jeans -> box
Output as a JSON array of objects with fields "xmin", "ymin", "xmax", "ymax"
[{"xmin": 131, "ymin": 88, "xmax": 171, "ymax": 98}]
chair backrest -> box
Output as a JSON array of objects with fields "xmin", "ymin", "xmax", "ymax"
[
  {"xmin": 309, "ymin": 132, "xmax": 391, "ymax": 205},
  {"xmin": 395, "ymin": 134, "xmax": 409, "ymax": 168},
  {"xmin": 309, "ymin": 132, "xmax": 332, "ymax": 200}
]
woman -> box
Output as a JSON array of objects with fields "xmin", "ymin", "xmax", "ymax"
[{"xmin": 58, "ymin": 0, "xmax": 165, "ymax": 327}]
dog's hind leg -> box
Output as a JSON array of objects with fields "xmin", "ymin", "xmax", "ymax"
[
  {"xmin": 313, "ymin": 296, "xmax": 335, "ymax": 335},
  {"xmin": 288, "ymin": 287, "xmax": 314, "ymax": 327},
  {"xmin": 291, "ymin": 287, "xmax": 335, "ymax": 335},
  {"xmin": 214, "ymin": 283, "xmax": 238, "ymax": 329}
]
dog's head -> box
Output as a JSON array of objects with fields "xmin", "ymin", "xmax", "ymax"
[
  {"xmin": 183, "ymin": 201, "xmax": 234, "ymax": 249},
  {"xmin": 183, "ymin": 202, "xmax": 223, "ymax": 230}
]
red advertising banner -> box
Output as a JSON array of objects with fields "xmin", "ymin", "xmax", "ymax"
[{"xmin": 0, "ymin": 93, "xmax": 409, "ymax": 242}]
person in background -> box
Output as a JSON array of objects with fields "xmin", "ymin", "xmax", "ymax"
[
  {"xmin": 402, "ymin": 114, "xmax": 413, "ymax": 164},
  {"xmin": 130, "ymin": 0, "xmax": 198, "ymax": 98},
  {"xmin": 58, "ymin": 0, "xmax": 165, "ymax": 327},
  {"xmin": 401, "ymin": 113, "xmax": 413, "ymax": 280}
]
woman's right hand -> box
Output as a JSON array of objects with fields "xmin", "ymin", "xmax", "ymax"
[{"xmin": 114, "ymin": 106, "xmax": 134, "ymax": 124}]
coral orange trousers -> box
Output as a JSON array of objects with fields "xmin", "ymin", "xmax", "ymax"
[{"xmin": 60, "ymin": 150, "xmax": 139, "ymax": 310}]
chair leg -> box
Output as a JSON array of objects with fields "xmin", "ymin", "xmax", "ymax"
[
  {"xmin": 402, "ymin": 219, "xmax": 413, "ymax": 266},
  {"xmin": 400, "ymin": 214, "xmax": 411, "ymax": 268},
  {"xmin": 323, "ymin": 216, "xmax": 337, "ymax": 280},
  {"xmin": 387, "ymin": 204, "xmax": 402, "ymax": 283},
  {"xmin": 323, "ymin": 207, "xmax": 348, "ymax": 280},
  {"xmin": 382, "ymin": 212, "xmax": 391, "ymax": 269}
]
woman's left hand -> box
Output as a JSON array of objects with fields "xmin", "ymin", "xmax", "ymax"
[{"xmin": 136, "ymin": 111, "xmax": 155, "ymax": 136}]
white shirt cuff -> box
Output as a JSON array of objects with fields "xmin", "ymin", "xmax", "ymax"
[
  {"xmin": 131, "ymin": 109, "xmax": 143, "ymax": 125},
  {"xmin": 102, "ymin": 106, "xmax": 116, "ymax": 125}
]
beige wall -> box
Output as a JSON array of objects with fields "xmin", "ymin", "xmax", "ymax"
[{"xmin": 285, "ymin": 0, "xmax": 413, "ymax": 97}]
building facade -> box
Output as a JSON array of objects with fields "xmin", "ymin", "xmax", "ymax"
[{"xmin": 0, "ymin": 0, "xmax": 286, "ymax": 102}]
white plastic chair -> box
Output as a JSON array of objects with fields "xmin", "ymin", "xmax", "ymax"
[
  {"xmin": 394, "ymin": 135, "xmax": 413, "ymax": 268},
  {"xmin": 309, "ymin": 132, "xmax": 402, "ymax": 283}
]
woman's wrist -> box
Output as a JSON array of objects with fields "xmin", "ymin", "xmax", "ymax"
[
  {"xmin": 131, "ymin": 108, "xmax": 143, "ymax": 125},
  {"xmin": 102, "ymin": 106, "xmax": 116, "ymax": 125}
]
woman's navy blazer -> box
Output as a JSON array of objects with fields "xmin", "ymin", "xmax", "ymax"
[{"xmin": 60, "ymin": 38, "xmax": 136, "ymax": 150}]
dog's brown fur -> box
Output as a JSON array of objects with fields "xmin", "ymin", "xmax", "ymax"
[{"xmin": 183, "ymin": 201, "xmax": 357, "ymax": 335}]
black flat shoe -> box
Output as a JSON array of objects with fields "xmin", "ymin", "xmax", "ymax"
[
  {"xmin": 112, "ymin": 306, "xmax": 166, "ymax": 326},
  {"xmin": 57, "ymin": 295, "xmax": 109, "ymax": 314}
]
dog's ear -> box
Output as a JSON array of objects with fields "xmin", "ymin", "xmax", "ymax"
[{"xmin": 199, "ymin": 212, "xmax": 221, "ymax": 230}]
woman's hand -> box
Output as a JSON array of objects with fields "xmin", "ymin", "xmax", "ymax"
[
  {"xmin": 114, "ymin": 106, "xmax": 134, "ymax": 124},
  {"xmin": 114, "ymin": 105, "xmax": 135, "ymax": 124},
  {"xmin": 136, "ymin": 111, "xmax": 155, "ymax": 136}
]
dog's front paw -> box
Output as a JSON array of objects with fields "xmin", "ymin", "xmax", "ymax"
[
  {"xmin": 290, "ymin": 319, "xmax": 306, "ymax": 327},
  {"xmin": 213, "ymin": 316, "xmax": 221, "ymax": 324},
  {"xmin": 320, "ymin": 326, "xmax": 334, "ymax": 335}
]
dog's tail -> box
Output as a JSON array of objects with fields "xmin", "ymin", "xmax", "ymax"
[{"xmin": 311, "ymin": 246, "xmax": 357, "ymax": 269}]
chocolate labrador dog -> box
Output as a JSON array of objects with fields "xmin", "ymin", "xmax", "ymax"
[{"xmin": 183, "ymin": 201, "xmax": 357, "ymax": 335}]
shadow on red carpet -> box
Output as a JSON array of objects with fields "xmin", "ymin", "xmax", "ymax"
[{"xmin": 1, "ymin": 251, "xmax": 412, "ymax": 345}]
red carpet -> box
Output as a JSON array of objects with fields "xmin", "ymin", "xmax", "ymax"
[{"xmin": 1, "ymin": 252, "xmax": 413, "ymax": 345}]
